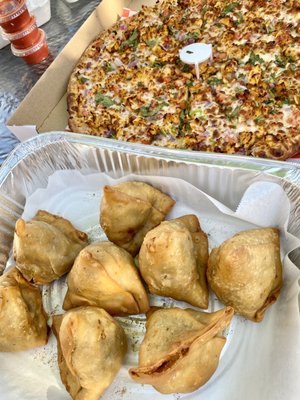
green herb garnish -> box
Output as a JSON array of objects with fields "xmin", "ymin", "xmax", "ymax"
[
  {"xmin": 79, "ymin": 77, "xmax": 89, "ymax": 83},
  {"xmin": 266, "ymin": 24, "xmax": 275, "ymax": 34},
  {"xmin": 254, "ymin": 115, "xmax": 265, "ymax": 124},
  {"xmin": 282, "ymin": 98, "xmax": 290, "ymax": 105},
  {"xmin": 139, "ymin": 103, "xmax": 167, "ymax": 117},
  {"xmin": 182, "ymin": 64, "xmax": 191, "ymax": 72},
  {"xmin": 190, "ymin": 108, "xmax": 206, "ymax": 120},
  {"xmin": 150, "ymin": 61, "xmax": 166, "ymax": 68},
  {"xmin": 207, "ymin": 77, "xmax": 223, "ymax": 85},
  {"xmin": 104, "ymin": 63, "xmax": 114, "ymax": 73},
  {"xmin": 95, "ymin": 92, "xmax": 116, "ymax": 107},
  {"xmin": 185, "ymin": 32, "xmax": 199, "ymax": 41},
  {"xmin": 226, "ymin": 106, "xmax": 241, "ymax": 121},
  {"xmin": 179, "ymin": 110, "xmax": 185, "ymax": 123},
  {"xmin": 168, "ymin": 26, "xmax": 177, "ymax": 36},
  {"xmin": 186, "ymin": 80, "xmax": 194, "ymax": 87},
  {"xmin": 120, "ymin": 30, "xmax": 139, "ymax": 50},
  {"xmin": 246, "ymin": 51, "xmax": 264, "ymax": 65},
  {"xmin": 275, "ymin": 56, "xmax": 286, "ymax": 68},
  {"xmin": 146, "ymin": 39, "xmax": 158, "ymax": 48},
  {"xmin": 221, "ymin": 2, "xmax": 239, "ymax": 16}
]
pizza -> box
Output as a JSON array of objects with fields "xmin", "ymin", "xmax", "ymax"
[{"xmin": 67, "ymin": 0, "xmax": 300, "ymax": 160}]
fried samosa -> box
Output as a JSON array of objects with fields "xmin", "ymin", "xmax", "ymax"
[
  {"xmin": 129, "ymin": 306, "xmax": 234, "ymax": 394},
  {"xmin": 53, "ymin": 307, "xmax": 127, "ymax": 400},
  {"xmin": 63, "ymin": 241, "xmax": 149, "ymax": 315},
  {"xmin": 0, "ymin": 267, "xmax": 48, "ymax": 352},
  {"xmin": 207, "ymin": 228, "xmax": 283, "ymax": 322},
  {"xmin": 100, "ymin": 181, "xmax": 175, "ymax": 256},
  {"xmin": 13, "ymin": 210, "xmax": 88, "ymax": 284},
  {"xmin": 139, "ymin": 215, "xmax": 209, "ymax": 309}
]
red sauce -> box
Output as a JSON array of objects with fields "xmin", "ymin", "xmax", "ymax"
[
  {"xmin": 23, "ymin": 41, "xmax": 49, "ymax": 65},
  {"xmin": 12, "ymin": 25, "xmax": 40, "ymax": 49},
  {"xmin": 2, "ymin": 16, "xmax": 39, "ymax": 49},
  {"xmin": 11, "ymin": 29, "xmax": 50, "ymax": 65},
  {"xmin": 0, "ymin": 1, "xmax": 31, "ymax": 33}
]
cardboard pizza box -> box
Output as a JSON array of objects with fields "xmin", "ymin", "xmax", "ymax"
[
  {"xmin": 7, "ymin": 0, "xmax": 300, "ymax": 162},
  {"xmin": 7, "ymin": 0, "xmax": 156, "ymax": 141}
]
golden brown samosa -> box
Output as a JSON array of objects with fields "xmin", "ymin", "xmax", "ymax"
[
  {"xmin": 129, "ymin": 306, "xmax": 234, "ymax": 394},
  {"xmin": 100, "ymin": 181, "xmax": 175, "ymax": 256},
  {"xmin": 139, "ymin": 215, "xmax": 209, "ymax": 309},
  {"xmin": 53, "ymin": 307, "xmax": 127, "ymax": 400},
  {"xmin": 207, "ymin": 228, "xmax": 282, "ymax": 322},
  {"xmin": 63, "ymin": 241, "xmax": 149, "ymax": 315},
  {"xmin": 0, "ymin": 267, "xmax": 48, "ymax": 352},
  {"xmin": 13, "ymin": 210, "xmax": 88, "ymax": 284}
]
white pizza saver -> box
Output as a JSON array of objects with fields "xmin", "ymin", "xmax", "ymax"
[{"xmin": 179, "ymin": 43, "xmax": 213, "ymax": 79}]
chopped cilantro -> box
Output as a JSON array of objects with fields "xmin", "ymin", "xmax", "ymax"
[
  {"xmin": 79, "ymin": 77, "xmax": 89, "ymax": 83},
  {"xmin": 282, "ymin": 98, "xmax": 290, "ymax": 105},
  {"xmin": 146, "ymin": 39, "xmax": 158, "ymax": 48},
  {"xmin": 266, "ymin": 24, "xmax": 275, "ymax": 34},
  {"xmin": 150, "ymin": 61, "xmax": 166, "ymax": 68},
  {"xmin": 190, "ymin": 109, "xmax": 206, "ymax": 120},
  {"xmin": 290, "ymin": 64, "xmax": 298, "ymax": 71},
  {"xmin": 182, "ymin": 64, "xmax": 191, "ymax": 72},
  {"xmin": 221, "ymin": 2, "xmax": 239, "ymax": 16},
  {"xmin": 179, "ymin": 110, "xmax": 185, "ymax": 123},
  {"xmin": 139, "ymin": 103, "xmax": 167, "ymax": 117},
  {"xmin": 246, "ymin": 51, "xmax": 264, "ymax": 65},
  {"xmin": 226, "ymin": 106, "xmax": 241, "ymax": 121},
  {"xmin": 185, "ymin": 122, "xmax": 191, "ymax": 131},
  {"xmin": 120, "ymin": 30, "xmax": 139, "ymax": 50},
  {"xmin": 207, "ymin": 77, "xmax": 223, "ymax": 85},
  {"xmin": 168, "ymin": 26, "xmax": 177, "ymax": 36},
  {"xmin": 275, "ymin": 56, "xmax": 286, "ymax": 68},
  {"xmin": 95, "ymin": 93, "xmax": 116, "ymax": 107},
  {"xmin": 105, "ymin": 63, "xmax": 114, "ymax": 72},
  {"xmin": 254, "ymin": 115, "xmax": 265, "ymax": 124},
  {"xmin": 202, "ymin": 5, "xmax": 209, "ymax": 13},
  {"xmin": 186, "ymin": 80, "xmax": 194, "ymax": 87},
  {"xmin": 185, "ymin": 32, "xmax": 199, "ymax": 41},
  {"xmin": 236, "ymin": 11, "xmax": 244, "ymax": 24}
]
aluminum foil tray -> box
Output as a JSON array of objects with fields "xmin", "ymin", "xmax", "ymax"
[
  {"xmin": 0, "ymin": 131, "xmax": 300, "ymax": 273},
  {"xmin": 0, "ymin": 131, "xmax": 300, "ymax": 400}
]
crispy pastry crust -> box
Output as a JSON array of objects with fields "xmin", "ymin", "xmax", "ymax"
[
  {"xmin": 100, "ymin": 181, "xmax": 175, "ymax": 256},
  {"xmin": 129, "ymin": 306, "xmax": 234, "ymax": 394},
  {"xmin": 139, "ymin": 215, "xmax": 209, "ymax": 309},
  {"xmin": 13, "ymin": 210, "xmax": 88, "ymax": 284},
  {"xmin": 53, "ymin": 307, "xmax": 127, "ymax": 400},
  {"xmin": 0, "ymin": 267, "xmax": 48, "ymax": 352},
  {"xmin": 63, "ymin": 240, "xmax": 150, "ymax": 315},
  {"xmin": 207, "ymin": 227, "xmax": 283, "ymax": 322}
]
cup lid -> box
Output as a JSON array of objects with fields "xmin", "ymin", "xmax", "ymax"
[
  {"xmin": 1, "ymin": 15, "xmax": 36, "ymax": 40},
  {"xmin": 0, "ymin": 0, "xmax": 27, "ymax": 23},
  {"xmin": 11, "ymin": 28, "xmax": 46, "ymax": 57}
]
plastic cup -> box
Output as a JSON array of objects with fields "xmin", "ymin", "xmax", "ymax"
[
  {"xmin": 11, "ymin": 29, "xmax": 49, "ymax": 64},
  {"xmin": 1, "ymin": 16, "xmax": 39, "ymax": 49},
  {"xmin": 0, "ymin": 0, "xmax": 31, "ymax": 33}
]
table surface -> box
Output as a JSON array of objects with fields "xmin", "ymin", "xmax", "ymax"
[{"xmin": 0, "ymin": 0, "xmax": 101, "ymax": 166}]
